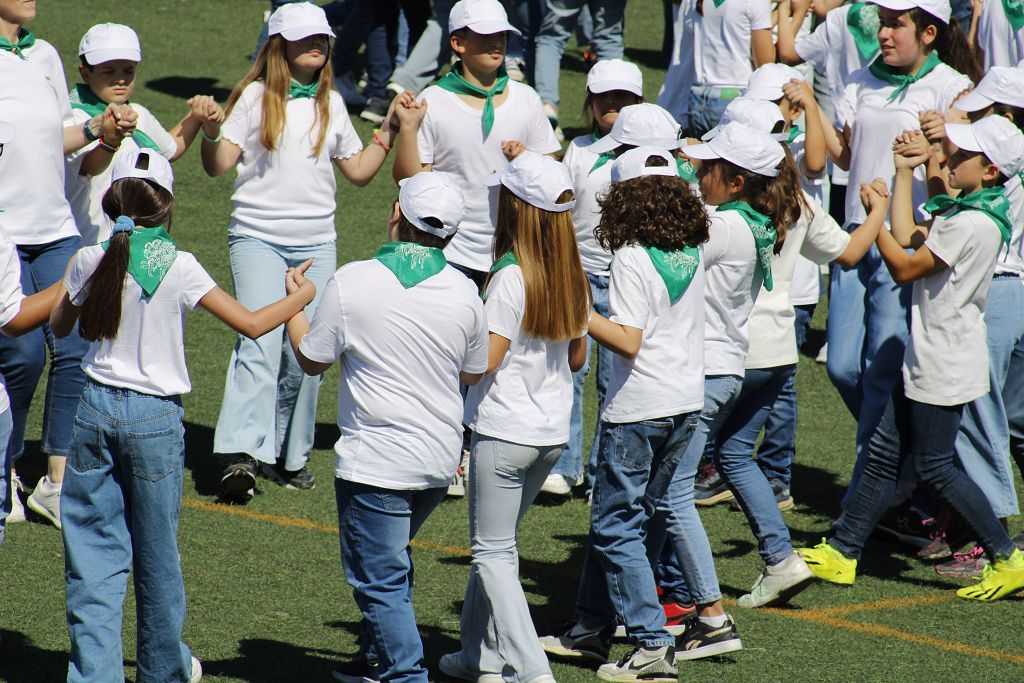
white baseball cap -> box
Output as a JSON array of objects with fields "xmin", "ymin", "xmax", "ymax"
[
  {"xmin": 587, "ymin": 59, "xmax": 643, "ymax": 97},
  {"xmin": 79, "ymin": 23, "xmax": 142, "ymax": 65},
  {"xmin": 870, "ymin": 0, "xmax": 951, "ymax": 24},
  {"xmin": 268, "ymin": 2, "xmax": 336, "ymax": 41},
  {"xmin": 111, "ymin": 148, "xmax": 174, "ymax": 196},
  {"xmin": 954, "ymin": 67, "xmax": 1024, "ymax": 112},
  {"xmin": 946, "ymin": 116, "xmax": 1024, "ymax": 177},
  {"xmin": 0, "ymin": 121, "xmax": 14, "ymax": 145},
  {"xmin": 588, "ymin": 103, "xmax": 682, "ymax": 154},
  {"xmin": 744, "ymin": 64, "xmax": 805, "ymax": 102},
  {"xmin": 703, "ymin": 98, "xmax": 787, "ymax": 141},
  {"xmin": 448, "ymin": 0, "xmax": 522, "ymax": 36},
  {"xmin": 484, "ymin": 151, "xmax": 575, "ymax": 212},
  {"xmin": 610, "ymin": 147, "xmax": 680, "ymax": 184},
  {"xmin": 398, "ymin": 172, "xmax": 466, "ymax": 238},
  {"xmin": 681, "ymin": 122, "xmax": 786, "ymax": 178}
]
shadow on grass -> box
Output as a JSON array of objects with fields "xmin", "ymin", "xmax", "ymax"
[
  {"xmin": 145, "ymin": 76, "xmax": 231, "ymax": 101},
  {"xmin": 325, "ymin": 619, "xmax": 462, "ymax": 673},
  {"xmin": 201, "ymin": 638, "xmax": 343, "ymax": 682},
  {"xmin": 0, "ymin": 630, "xmax": 68, "ymax": 682}
]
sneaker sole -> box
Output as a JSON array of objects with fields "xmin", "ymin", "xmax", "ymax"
[
  {"xmin": 741, "ymin": 571, "xmax": 817, "ymax": 608},
  {"xmin": 674, "ymin": 638, "xmax": 743, "ymax": 661},
  {"xmin": 437, "ymin": 656, "xmax": 503, "ymax": 682},
  {"xmin": 25, "ymin": 496, "xmax": 61, "ymax": 529},
  {"xmin": 539, "ymin": 642, "xmax": 608, "ymax": 665},
  {"xmin": 596, "ymin": 668, "xmax": 675, "ymax": 683},
  {"xmin": 694, "ymin": 489, "xmax": 734, "ymax": 506},
  {"xmin": 220, "ymin": 470, "xmax": 256, "ymax": 502},
  {"xmin": 259, "ymin": 464, "xmax": 315, "ymax": 491},
  {"xmin": 359, "ymin": 110, "xmax": 386, "ymax": 125}
]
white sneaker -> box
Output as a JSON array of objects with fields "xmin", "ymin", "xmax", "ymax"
[
  {"xmin": 596, "ymin": 646, "xmax": 676, "ymax": 682},
  {"xmin": 26, "ymin": 475, "xmax": 62, "ymax": 529},
  {"xmin": 541, "ymin": 473, "xmax": 571, "ymax": 496},
  {"xmin": 189, "ymin": 655, "xmax": 202, "ymax": 683},
  {"xmin": 815, "ymin": 342, "xmax": 828, "ymax": 364},
  {"xmin": 505, "ymin": 56, "xmax": 527, "ymax": 82},
  {"xmin": 8, "ymin": 472, "xmax": 26, "ymax": 523},
  {"xmin": 447, "ymin": 451, "xmax": 470, "ymax": 497},
  {"xmin": 437, "ymin": 652, "xmax": 503, "ymax": 682},
  {"xmin": 737, "ymin": 553, "xmax": 814, "ymax": 608}
]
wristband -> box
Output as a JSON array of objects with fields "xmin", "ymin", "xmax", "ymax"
[
  {"xmin": 201, "ymin": 127, "xmax": 223, "ymax": 143},
  {"xmin": 372, "ymin": 129, "xmax": 391, "ymax": 152},
  {"xmin": 98, "ymin": 138, "xmax": 119, "ymax": 153},
  {"xmin": 83, "ymin": 119, "xmax": 99, "ymax": 142}
]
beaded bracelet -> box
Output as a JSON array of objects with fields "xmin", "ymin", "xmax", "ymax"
[{"xmin": 372, "ymin": 129, "xmax": 391, "ymax": 152}]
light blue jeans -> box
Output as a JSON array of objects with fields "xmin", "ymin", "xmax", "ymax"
[
  {"xmin": 335, "ymin": 479, "xmax": 448, "ymax": 683},
  {"xmin": 459, "ymin": 434, "xmax": 561, "ymax": 681},
  {"xmin": 533, "ymin": 0, "xmax": 627, "ymax": 107},
  {"xmin": 648, "ymin": 375, "xmax": 743, "ymax": 605},
  {"xmin": 576, "ymin": 412, "xmax": 699, "ymax": 647},
  {"xmin": 553, "ymin": 273, "xmax": 611, "ymax": 484},
  {"xmin": 955, "ymin": 274, "xmax": 1024, "ymax": 518},
  {"xmin": 0, "ymin": 408, "xmax": 13, "ymax": 546},
  {"xmin": 62, "ymin": 380, "xmax": 192, "ymax": 683},
  {"xmin": 715, "ymin": 365, "xmax": 798, "ymax": 567},
  {"xmin": 684, "ymin": 85, "xmax": 742, "ymax": 139},
  {"xmin": 826, "ymin": 243, "xmax": 911, "ymax": 508},
  {"xmin": 213, "ymin": 236, "xmax": 335, "ymax": 470}
]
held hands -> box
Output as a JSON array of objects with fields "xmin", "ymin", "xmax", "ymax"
[
  {"xmin": 918, "ymin": 110, "xmax": 947, "ymax": 144},
  {"xmin": 188, "ymin": 95, "xmax": 226, "ymax": 126},
  {"xmin": 892, "ymin": 129, "xmax": 931, "ymax": 170},
  {"xmin": 782, "ymin": 79, "xmax": 816, "ymax": 114},
  {"xmin": 394, "ymin": 92, "xmax": 427, "ymax": 130},
  {"xmin": 285, "ymin": 259, "xmax": 316, "ymax": 304},
  {"xmin": 501, "ymin": 140, "xmax": 527, "ymax": 160},
  {"xmin": 859, "ymin": 178, "xmax": 890, "ymax": 213},
  {"xmin": 98, "ymin": 103, "xmax": 138, "ymax": 142}
]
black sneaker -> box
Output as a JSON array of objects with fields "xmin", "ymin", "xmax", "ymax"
[
  {"xmin": 332, "ymin": 657, "xmax": 381, "ymax": 683},
  {"xmin": 260, "ymin": 462, "xmax": 316, "ymax": 490},
  {"xmin": 220, "ymin": 453, "xmax": 258, "ymax": 503},
  {"xmin": 596, "ymin": 645, "xmax": 676, "ymax": 682},
  {"xmin": 538, "ymin": 622, "xmax": 612, "ymax": 665},
  {"xmin": 872, "ymin": 504, "xmax": 934, "ymax": 549},
  {"xmin": 694, "ymin": 462, "xmax": 734, "ymax": 506},
  {"xmin": 730, "ymin": 478, "xmax": 793, "ymax": 512},
  {"xmin": 674, "ymin": 616, "xmax": 743, "ymax": 661},
  {"xmin": 359, "ymin": 96, "xmax": 390, "ymax": 125}
]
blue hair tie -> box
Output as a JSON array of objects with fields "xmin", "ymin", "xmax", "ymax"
[{"xmin": 113, "ymin": 215, "xmax": 135, "ymax": 235}]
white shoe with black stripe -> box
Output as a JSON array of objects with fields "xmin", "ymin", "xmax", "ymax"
[
  {"xmin": 674, "ymin": 616, "xmax": 743, "ymax": 661},
  {"xmin": 596, "ymin": 646, "xmax": 676, "ymax": 682}
]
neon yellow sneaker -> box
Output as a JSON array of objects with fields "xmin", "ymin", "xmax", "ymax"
[
  {"xmin": 796, "ymin": 539, "xmax": 857, "ymax": 585},
  {"xmin": 956, "ymin": 549, "xmax": 1024, "ymax": 601}
]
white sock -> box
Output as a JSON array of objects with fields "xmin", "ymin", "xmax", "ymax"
[{"xmin": 698, "ymin": 614, "xmax": 728, "ymax": 628}]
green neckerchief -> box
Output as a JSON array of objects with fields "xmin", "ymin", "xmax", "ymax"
[
  {"xmin": 373, "ymin": 241, "xmax": 448, "ymax": 288},
  {"xmin": 923, "ymin": 187, "xmax": 1013, "ymax": 245},
  {"xmin": 677, "ymin": 157, "xmax": 698, "ymax": 183},
  {"xmin": 787, "ymin": 125, "xmax": 803, "ymax": 144},
  {"xmin": 589, "ymin": 133, "xmax": 617, "ymax": 174},
  {"xmin": 1004, "ymin": 0, "xmax": 1024, "ymax": 31},
  {"xmin": 289, "ymin": 80, "xmax": 318, "ymax": 99},
  {"xmin": 846, "ymin": 3, "xmax": 882, "ymax": 62},
  {"xmin": 102, "ymin": 223, "xmax": 178, "ymax": 297},
  {"xmin": 0, "ymin": 28, "xmax": 35, "ymax": 59},
  {"xmin": 643, "ymin": 245, "xmax": 701, "ymax": 303},
  {"xmin": 868, "ymin": 51, "xmax": 942, "ymax": 103},
  {"xmin": 435, "ymin": 61, "xmax": 509, "ymax": 137},
  {"xmin": 489, "ymin": 251, "xmax": 519, "ymax": 274},
  {"xmin": 712, "ymin": 0, "xmax": 726, "ymax": 7},
  {"xmin": 717, "ymin": 201, "xmax": 777, "ymax": 291},
  {"xmin": 69, "ymin": 84, "xmax": 161, "ymax": 151}
]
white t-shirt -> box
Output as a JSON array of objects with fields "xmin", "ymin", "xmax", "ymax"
[
  {"xmin": 563, "ymin": 134, "xmax": 614, "ymax": 274},
  {"xmin": 904, "ymin": 211, "xmax": 1002, "ymax": 405},
  {"xmin": 416, "ymin": 82, "xmax": 563, "ymax": 272},
  {"xmin": 65, "ymin": 104, "xmax": 177, "ymax": 245},
  {"xmin": 0, "ymin": 40, "xmax": 78, "ymax": 245},
  {"xmin": 702, "ymin": 207, "xmax": 762, "ymax": 376},
  {"xmin": 996, "ymin": 172, "xmax": 1024, "ymax": 277},
  {"xmin": 795, "ymin": 5, "xmax": 873, "ymax": 127},
  {"xmin": 788, "ymin": 133, "xmax": 828, "ymax": 305},
  {"xmin": 465, "ymin": 265, "xmax": 574, "ymax": 445},
  {"xmin": 222, "ymin": 82, "xmax": 362, "ymax": 247},
  {"xmin": 747, "ymin": 193, "xmax": 849, "ymax": 369},
  {"xmin": 977, "ymin": 0, "xmax": 1024, "ymax": 69},
  {"xmin": 838, "ymin": 63, "xmax": 971, "ymax": 229},
  {"xmin": 657, "ymin": 2, "xmax": 697, "ymax": 120},
  {"xmin": 299, "ymin": 259, "xmax": 489, "ymax": 490},
  {"xmin": 602, "ymin": 245, "xmax": 705, "ymax": 423},
  {"xmin": 692, "ymin": 0, "xmax": 773, "ymax": 88},
  {"xmin": 65, "ymin": 245, "xmax": 216, "ymax": 396},
  {"xmin": 0, "ymin": 227, "xmax": 26, "ymax": 414}
]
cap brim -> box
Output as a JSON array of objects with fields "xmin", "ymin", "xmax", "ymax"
[
  {"xmin": 953, "ymin": 90, "xmax": 994, "ymax": 113},
  {"xmin": 456, "ymin": 20, "xmax": 522, "ymax": 36},
  {"xmin": 743, "ymin": 86, "xmax": 784, "ymax": 102},
  {"xmin": 83, "ymin": 48, "xmax": 142, "ymax": 65},
  {"xmin": 679, "ymin": 141, "xmax": 721, "ymax": 161},
  {"xmin": 700, "ymin": 126, "xmax": 721, "ymax": 142},
  {"xmin": 588, "ymin": 80, "xmax": 643, "ymax": 96},
  {"xmin": 945, "ymin": 124, "xmax": 983, "ymax": 154},
  {"xmin": 0, "ymin": 121, "xmax": 15, "ymax": 144},
  {"xmin": 278, "ymin": 25, "xmax": 336, "ymax": 41},
  {"xmin": 869, "ymin": 0, "xmax": 918, "ymax": 12},
  {"xmin": 587, "ymin": 135, "xmax": 620, "ymax": 154}
]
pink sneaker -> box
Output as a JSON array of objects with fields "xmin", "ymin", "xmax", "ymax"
[{"xmin": 934, "ymin": 545, "xmax": 988, "ymax": 580}]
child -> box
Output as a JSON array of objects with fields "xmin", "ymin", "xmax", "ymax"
[
  {"xmin": 196, "ymin": 1, "xmax": 394, "ymax": 502},
  {"xmin": 392, "ymin": 0, "xmax": 561, "ymax": 287},
  {"xmin": 799, "ymin": 116, "xmax": 1024, "ymax": 602},
  {"xmin": 65, "ymin": 23, "xmax": 213, "ymax": 245},
  {"xmin": 539, "ymin": 146, "xmax": 710, "ymax": 682},
  {"xmin": 50, "ymin": 148, "xmax": 317, "ymax": 682},
  {"xmin": 284, "ymin": 172, "xmax": 489, "ymax": 683},
  {"xmin": 443, "ymin": 152, "xmax": 588, "ymax": 683}
]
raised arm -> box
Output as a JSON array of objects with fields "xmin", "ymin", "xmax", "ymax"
[
  {"xmin": 833, "ymin": 179, "xmax": 889, "ymax": 267},
  {"xmin": 200, "ymin": 260, "xmax": 316, "ymax": 339},
  {"xmin": 193, "ymin": 97, "xmax": 241, "ymax": 177},
  {"xmin": 392, "ymin": 92, "xmax": 433, "ymax": 182},
  {"xmin": 889, "ymin": 131, "xmax": 932, "ymax": 248},
  {"xmin": 775, "ymin": 0, "xmax": 811, "ymax": 65}
]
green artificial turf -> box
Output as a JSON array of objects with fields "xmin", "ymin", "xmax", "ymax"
[{"xmin": 1, "ymin": 1, "xmax": 1022, "ymax": 681}]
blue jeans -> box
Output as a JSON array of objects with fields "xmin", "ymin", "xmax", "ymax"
[
  {"xmin": 955, "ymin": 275, "xmax": 1023, "ymax": 518},
  {"xmin": 63, "ymin": 381, "xmax": 192, "ymax": 683},
  {"xmin": 459, "ymin": 435, "xmax": 561, "ymax": 680},
  {"xmin": 533, "ymin": 0, "xmax": 627, "ymax": 107},
  {"xmin": 684, "ymin": 85, "xmax": 741, "ymax": 139},
  {"xmin": 553, "ymin": 273, "xmax": 611, "ymax": 484},
  {"xmin": 831, "ymin": 393, "xmax": 1017, "ymax": 561},
  {"xmin": 0, "ymin": 236, "xmax": 89, "ymax": 459},
  {"xmin": 648, "ymin": 375, "xmax": 743, "ymax": 605},
  {"xmin": 213, "ymin": 236, "xmax": 335, "ymax": 470},
  {"xmin": 715, "ymin": 365, "xmax": 798, "ymax": 567},
  {"xmin": 0, "ymin": 408, "xmax": 13, "ymax": 546},
  {"xmin": 388, "ymin": 0, "xmax": 454, "ymax": 93},
  {"xmin": 576, "ymin": 412, "xmax": 699, "ymax": 647},
  {"xmin": 756, "ymin": 303, "xmax": 816, "ymax": 486},
  {"xmin": 335, "ymin": 479, "xmax": 447, "ymax": 683},
  {"xmin": 826, "ymin": 243, "xmax": 911, "ymax": 507}
]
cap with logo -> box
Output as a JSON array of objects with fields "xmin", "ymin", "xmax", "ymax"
[
  {"xmin": 268, "ymin": 2, "xmax": 336, "ymax": 41},
  {"xmin": 586, "ymin": 59, "xmax": 643, "ymax": 97},
  {"xmin": 610, "ymin": 147, "xmax": 681, "ymax": 183},
  {"xmin": 484, "ymin": 151, "xmax": 576, "ymax": 212},
  {"xmin": 398, "ymin": 172, "xmax": 466, "ymax": 238},
  {"xmin": 79, "ymin": 23, "xmax": 142, "ymax": 65},
  {"xmin": 681, "ymin": 122, "xmax": 786, "ymax": 178},
  {"xmin": 588, "ymin": 103, "xmax": 682, "ymax": 154},
  {"xmin": 448, "ymin": 0, "xmax": 522, "ymax": 36},
  {"xmin": 703, "ymin": 98, "xmax": 787, "ymax": 141},
  {"xmin": 954, "ymin": 67, "xmax": 1024, "ymax": 112},
  {"xmin": 946, "ymin": 115, "xmax": 1024, "ymax": 177},
  {"xmin": 111, "ymin": 148, "xmax": 174, "ymax": 196}
]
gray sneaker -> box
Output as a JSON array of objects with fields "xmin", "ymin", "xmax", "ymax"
[
  {"xmin": 737, "ymin": 553, "xmax": 814, "ymax": 608},
  {"xmin": 596, "ymin": 646, "xmax": 676, "ymax": 682}
]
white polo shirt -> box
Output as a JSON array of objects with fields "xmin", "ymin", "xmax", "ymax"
[
  {"xmin": 65, "ymin": 245, "xmax": 217, "ymax": 397},
  {"xmin": 904, "ymin": 210, "xmax": 1003, "ymax": 406},
  {"xmin": 416, "ymin": 81, "xmax": 562, "ymax": 273},
  {"xmin": 0, "ymin": 39, "xmax": 78, "ymax": 245},
  {"xmin": 299, "ymin": 259, "xmax": 489, "ymax": 490},
  {"xmin": 601, "ymin": 245, "xmax": 705, "ymax": 423},
  {"xmin": 563, "ymin": 134, "xmax": 614, "ymax": 274},
  {"xmin": 977, "ymin": 0, "xmax": 1024, "ymax": 68},
  {"xmin": 66, "ymin": 103, "xmax": 177, "ymax": 245},
  {"xmin": 222, "ymin": 82, "xmax": 362, "ymax": 247},
  {"xmin": 795, "ymin": 5, "xmax": 873, "ymax": 126},
  {"xmin": 465, "ymin": 265, "xmax": 575, "ymax": 446},
  {"xmin": 996, "ymin": 172, "xmax": 1024, "ymax": 278},
  {"xmin": 691, "ymin": 0, "xmax": 773, "ymax": 88},
  {"xmin": 0, "ymin": 227, "xmax": 26, "ymax": 414}
]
